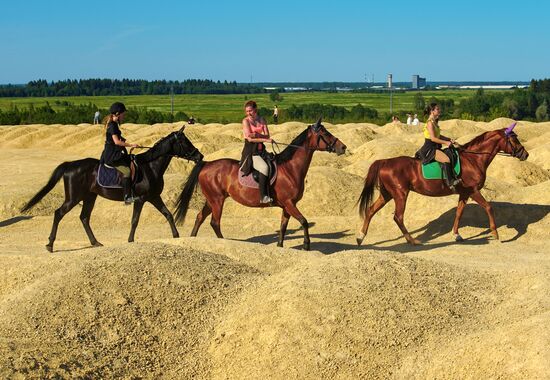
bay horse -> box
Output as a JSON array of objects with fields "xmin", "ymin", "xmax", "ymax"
[
  {"xmin": 174, "ymin": 119, "xmax": 347, "ymax": 250},
  {"xmin": 21, "ymin": 126, "xmax": 203, "ymax": 252},
  {"xmin": 357, "ymin": 123, "xmax": 529, "ymax": 246}
]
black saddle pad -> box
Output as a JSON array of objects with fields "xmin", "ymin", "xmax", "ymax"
[{"xmin": 97, "ymin": 164, "xmax": 123, "ymax": 188}]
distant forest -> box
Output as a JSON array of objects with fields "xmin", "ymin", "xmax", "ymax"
[
  {"xmin": 0, "ymin": 79, "xmax": 266, "ymax": 97},
  {"xmin": 0, "ymin": 79, "xmax": 549, "ymax": 125},
  {"xmin": 446, "ymin": 79, "xmax": 550, "ymax": 121}
]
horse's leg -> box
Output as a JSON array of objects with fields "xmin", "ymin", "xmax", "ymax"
[
  {"xmin": 470, "ymin": 190, "xmax": 499, "ymax": 240},
  {"xmin": 283, "ymin": 202, "xmax": 310, "ymax": 250},
  {"xmin": 149, "ymin": 196, "xmax": 179, "ymax": 239},
  {"xmin": 191, "ymin": 202, "xmax": 212, "ymax": 237},
  {"xmin": 47, "ymin": 199, "xmax": 80, "ymax": 252},
  {"xmin": 128, "ymin": 200, "xmax": 145, "ymax": 242},
  {"xmin": 357, "ymin": 192, "xmax": 391, "ymax": 246},
  {"xmin": 452, "ymin": 193, "xmax": 470, "ymax": 242},
  {"xmin": 80, "ymin": 194, "xmax": 102, "ymax": 248},
  {"xmin": 393, "ymin": 191, "xmax": 420, "ymax": 245},
  {"xmin": 209, "ymin": 197, "xmax": 226, "ymax": 239},
  {"xmin": 277, "ymin": 210, "xmax": 291, "ymax": 247}
]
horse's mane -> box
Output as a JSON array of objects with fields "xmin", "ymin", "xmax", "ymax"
[
  {"xmin": 461, "ymin": 129, "xmax": 501, "ymax": 150},
  {"xmin": 275, "ymin": 127, "xmax": 309, "ymax": 164},
  {"xmin": 136, "ymin": 132, "xmax": 174, "ymax": 163}
]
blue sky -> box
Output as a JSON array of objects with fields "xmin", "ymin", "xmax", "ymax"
[{"xmin": 1, "ymin": 0, "xmax": 548, "ymax": 83}]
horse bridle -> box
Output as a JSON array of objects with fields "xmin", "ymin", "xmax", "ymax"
[
  {"xmin": 313, "ymin": 125, "xmax": 339, "ymax": 152},
  {"xmin": 458, "ymin": 132, "xmax": 525, "ymax": 158},
  {"xmin": 503, "ymin": 132, "xmax": 525, "ymax": 158},
  {"xmin": 271, "ymin": 125, "xmax": 340, "ymax": 153},
  {"xmin": 172, "ymin": 132, "xmax": 200, "ymax": 161}
]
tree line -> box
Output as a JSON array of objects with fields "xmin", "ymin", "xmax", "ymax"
[
  {"xmin": 1, "ymin": 79, "xmax": 548, "ymax": 125},
  {"xmin": 0, "ymin": 102, "xmax": 189, "ymax": 125},
  {"xmin": 408, "ymin": 79, "xmax": 550, "ymax": 122},
  {"xmin": 0, "ymin": 79, "xmax": 265, "ymax": 97}
]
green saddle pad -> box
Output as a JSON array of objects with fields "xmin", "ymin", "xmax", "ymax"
[{"xmin": 421, "ymin": 155, "xmax": 461, "ymax": 180}]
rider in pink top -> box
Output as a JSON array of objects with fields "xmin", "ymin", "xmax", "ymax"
[{"xmin": 240, "ymin": 100, "xmax": 273, "ymax": 204}]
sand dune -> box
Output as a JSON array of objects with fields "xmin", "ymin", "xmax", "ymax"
[{"xmin": 1, "ymin": 120, "xmax": 549, "ymax": 378}]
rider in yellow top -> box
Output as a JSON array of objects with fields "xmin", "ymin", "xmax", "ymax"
[{"xmin": 416, "ymin": 102, "xmax": 460, "ymax": 190}]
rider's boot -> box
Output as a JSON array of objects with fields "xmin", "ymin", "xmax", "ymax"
[
  {"xmin": 122, "ymin": 177, "xmax": 138, "ymax": 205},
  {"xmin": 442, "ymin": 162, "xmax": 460, "ymax": 191},
  {"xmin": 258, "ymin": 173, "xmax": 272, "ymax": 204}
]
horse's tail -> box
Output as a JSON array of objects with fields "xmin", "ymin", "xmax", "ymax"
[
  {"xmin": 358, "ymin": 160, "xmax": 383, "ymax": 219},
  {"xmin": 21, "ymin": 161, "xmax": 72, "ymax": 212},
  {"xmin": 174, "ymin": 160, "xmax": 206, "ymax": 225}
]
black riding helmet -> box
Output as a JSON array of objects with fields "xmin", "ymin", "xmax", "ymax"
[{"xmin": 109, "ymin": 102, "xmax": 127, "ymax": 115}]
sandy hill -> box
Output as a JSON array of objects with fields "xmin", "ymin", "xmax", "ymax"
[{"xmin": 0, "ymin": 120, "xmax": 549, "ymax": 378}]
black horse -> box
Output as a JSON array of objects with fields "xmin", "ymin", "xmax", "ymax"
[{"xmin": 21, "ymin": 126, "xmax": 203, "ymax": 252}]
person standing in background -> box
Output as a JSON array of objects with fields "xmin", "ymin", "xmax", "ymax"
[
  {"xmin": 412, "ymin": 114, "xmax": 419, "ymax": 125},
  {"xmin": 94, "ymin": 110, "xmax": 101, "ymax": 124},
  {"xmin": 406, "ymin": 113, "xmax": 412, "ymax": 125},
  {"xmin": 273, "ymin": 105, "xmax": 279, "ymax": 124}
]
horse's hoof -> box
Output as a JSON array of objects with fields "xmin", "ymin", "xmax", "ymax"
[
  {"xmin": 277, "ymin": 242, "xmax": 283, "ymax": 248},
  {"xmin": 356, "ymin": 234, "xmax": 365, "ymax": 246},
  {"xmin": 408, "ymin": 238, "xmax": 422, "ymax": 245},
  {"xmin": 92, "ymin": 241, "xmax": 103, "ymax": 248},
  {"xmin": 454, "ymin": 234, "xmax": 464, "ymax": 242},
  {"xmin": 45, "ymin": 244, "xmax": 53, "ymax": 253},
  {"xmin": 304, "ymin": 243, "xmax": 310, "ymax": 251}
]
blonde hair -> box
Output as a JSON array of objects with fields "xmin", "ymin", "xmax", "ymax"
[{"xmin": 103, "ymin": 114, "xmax": 115, "ymax": 128}]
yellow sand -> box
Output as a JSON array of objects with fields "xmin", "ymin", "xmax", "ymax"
[{"xmin": 0, "ymin": 120, "xmax": 549, "ymax": 379}]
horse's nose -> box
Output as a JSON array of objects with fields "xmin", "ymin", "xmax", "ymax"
[{"xmin": 337, "ymin": 143, "xmax": 347, "ymax": 155}]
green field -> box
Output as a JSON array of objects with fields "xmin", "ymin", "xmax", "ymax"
[{"xmin": 0, "ymin": 90, "xmax": 504, "ymax": 123}]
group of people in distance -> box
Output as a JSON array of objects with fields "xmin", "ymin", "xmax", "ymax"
[
  {"xmin": 407, "ymin": 113, "xmax": 420, "ymax": 125},
  {"xmin": 99, "ymin": 100, "xmax": 459, "ymax": 206}
]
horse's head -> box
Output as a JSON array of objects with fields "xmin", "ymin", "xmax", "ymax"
[
  {"xmin": 169, "ymin": 126, "xmax": 203, "ymax": 162},
  {"xmin": 309, "ymin": 118, "xmax": 347, "ymax": 155},
  {"xmin": 501, "ymin": 123, "xmax": 528, "ymax": 161}
]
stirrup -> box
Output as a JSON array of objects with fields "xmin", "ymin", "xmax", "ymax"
[
  {"xmin": 260, "ymin": 195, "xmax": 273, "ymax": 204},
  {"xmin": 124, "ymin": 195, "xmax": 140, "ymax": 205},
  {"xmin": 450, "ymin": 178, "xmax": 461, "ymax": 187}
]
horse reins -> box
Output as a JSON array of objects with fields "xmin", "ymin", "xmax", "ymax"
[
  {"xmin": 129, "ymin": 133, "xmax": 199, "ymax": 161},
  {"xmin": 456, "ymin": 134, "xmax": 524, "ymax": 158},
  {"xmin": 271, "ymin": 128, "xmax": 338, "ymax": 154}
]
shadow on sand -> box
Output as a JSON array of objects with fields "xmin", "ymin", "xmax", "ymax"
[
  {"xmin": 243, "ymin": 202, "xmax": 550, "ymax": 254},
  {"xmin": 0, "ymin": 215, "xmax": 33, "ymax": 227}
]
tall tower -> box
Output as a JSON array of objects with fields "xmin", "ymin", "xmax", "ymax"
[{"xmin": 388, "ymin": 74, "xmax": 393, "ymax": 114}]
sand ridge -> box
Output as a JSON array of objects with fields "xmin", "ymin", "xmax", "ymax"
[{"xmin": 0, "ymin": 118, "xmax": 549, "ymax": 378}]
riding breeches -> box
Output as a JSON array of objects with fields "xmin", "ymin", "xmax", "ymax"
[
  {"xmin": 252, "ymin": 155, "xmax": 269, "ymax": 176},
  {"xmin": 114, "ymin": 165, "xmax": 131, "ymax": 178}
]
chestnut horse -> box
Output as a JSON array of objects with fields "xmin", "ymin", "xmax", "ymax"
[
  {"xmin": 174, "ymin": 119, "xmax": 347, "ymax": 250},
  {"xmin": 357, "ymin": 123, "xmax": 529, "ymax": 246},
  {"xmin": 21, "ymin": 127, "xmax": 203, "ymax": 252}
]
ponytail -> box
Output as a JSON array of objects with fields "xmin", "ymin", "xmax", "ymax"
[{"xmin": 103, "ymin": 114, "xmax": 114, "ymax": 128}]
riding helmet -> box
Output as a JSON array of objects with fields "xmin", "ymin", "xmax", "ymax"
[{"xmin": 109, "ymin": 102, "xmax": 127, "ymax": 115}]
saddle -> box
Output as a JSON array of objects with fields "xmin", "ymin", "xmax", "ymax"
[
  {"xmin": 421, "ymin": 147, "xmax": 461, "ymax": 180},
  {"xmin": 238, "ymin": 157, "xmax": 277, "ymax": 189},
  {"xmin": 97, "ymin": 158, "xmax": 141, "ymax": 188}
]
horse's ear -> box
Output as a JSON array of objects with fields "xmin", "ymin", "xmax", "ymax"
[
  {"xmin": 178, "ymin": 125, "xmax": 186, "ymax": 133},
  {"xmin": 312, "ymin": 117, "xmax": 322, "ymax": 131},
  {"xmin": 505, "ymin": 121, "xmax": 517, "ymax": 136}
]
